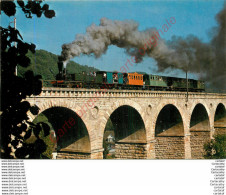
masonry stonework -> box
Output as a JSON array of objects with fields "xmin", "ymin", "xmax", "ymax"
[
  {"xmin": 115, "ymin": 142, "xmax": 147, "ymax": 159},
  {"xmin": 190, "ymin": 131, "xmax": 211, "ymax": 159},
  {"xmin": 26, "ymin": 88, "xmax": 226, "ymax": 159},
  {"xmin": 155, "ymin": 136, "xmax": 185, "ymax": 159},
  {"xmin": 214, "ymin": 128, "xmax": 226, "ymax": 136},
  {"xmin": 57, "ymin": 151, "xmax": 91, "ymax": 159}
]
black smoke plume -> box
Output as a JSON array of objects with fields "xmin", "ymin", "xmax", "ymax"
[{"xmin": 60, "ymin": 5, "xmax": 226, "ymax": 90}]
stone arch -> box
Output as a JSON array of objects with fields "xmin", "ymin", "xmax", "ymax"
[
  {"xmin": 214, "ymin": 103, "xmax": 226, "ymax": 135},
  {"xmin": 190, "ymin": 103, "xmax": 211, "ymax": 131},
  {"xmin": 27, "ymin": 99, "xmax": 92, "ymax": 137},
  {"xmin": 100, "ymin": 99, "xmax": 147, "ymax": 159},
  {"xmin": 189, "ymin": 103, "xmax": 211, "ymax": 159},
  {"xmin": 99, "ymin": 99, "xmax": 148, "ymax": 143},
  {"xmin": 152, "ymin": 101, "xmax": 187, "ymax": 135},
  {"xmin": 27, "ymin": 99, "xmax": 93, "ymax": 158},
  {"xmin": 154, "ymin": 104, "xmax": 185, "ymax": 159},
  {"xmin": 189, "ymin": 101, "xmax": 211, "ymax": 127}
]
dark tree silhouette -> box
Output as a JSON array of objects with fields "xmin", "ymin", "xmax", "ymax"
[{"xmin": 1, "ymin": 0, "xmax": 55, "ymax": 159}]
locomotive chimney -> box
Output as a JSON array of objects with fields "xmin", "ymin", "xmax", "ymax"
[
  {"xmin": 57, "ymin": 60, "xmax": 63, "ymax": 79},
  {"xmin": 57, "ymin": 56, "xmax": 68, "ymax": 80}
]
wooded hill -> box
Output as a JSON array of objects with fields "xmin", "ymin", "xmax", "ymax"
[{"xmin": 18, "ymin": 49, "xmax": 99, "ymax": 81}]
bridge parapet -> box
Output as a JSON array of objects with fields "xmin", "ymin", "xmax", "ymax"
[{"xmin": 31, "ymin": 87, "xmax": 226, "ymax": 99}]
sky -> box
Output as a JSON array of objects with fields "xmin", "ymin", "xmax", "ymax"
[{"xmin": 1, "ymin": 0, "xmax": 225, "ymax": 79}]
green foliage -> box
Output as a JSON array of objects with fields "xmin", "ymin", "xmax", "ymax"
[
  {"xmin": 204, "ymin": 134, "xmax": 226, "ymax": 159},
  {"xmin": 105, "ymin": 119, "xmax": 114, "ymax": 130},
  {"xmin": 106, "ymin": 154, "xmax": 115, "ymax": 159},
  {"xmin": 39, "ymin": 130, "xmax": 55, "ymax": 159},
  {"xmin": 103, "ymin": 141, "xmax": 109, "ymax": 159},
  {"xmin": 1, "ymin": 0, "xmax": 55, "ymax": 159},
  {"xmin": 1, "ymin": 0, "xmax": 55, "ymax": 18},
  {"xmin": 32, "ymin": 113, "xmax": 55, "ymax": 159},
  {"xmin": 17, "ymin": 49, "xmax": 99, "ymax": 85}
]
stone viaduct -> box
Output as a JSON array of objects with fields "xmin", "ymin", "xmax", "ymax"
[{"xmin": 26, "ymin": 87, "xmax": 226, "ymax": 159}]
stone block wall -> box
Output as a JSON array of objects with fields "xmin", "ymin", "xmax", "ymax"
[
  {"xmin": 214, "ymin": 128, "xmax": 226, "ymax": 136},
  {"xmin": 190, "ymin": 131, "xmax": 210, "ymax": 159},
  {"xmin": 56, "ymin": 152, "xmax": 91, "ymax": 159},
  {"xmin": 91, "ymin": 151, "xmax": 103, "ymax": 159},
  {"xmin": 115, "ymin": 142, "xmax": 147, "ymax": 159},
  {"xmin": 155, "ymin": 136, "xmax": 185, "ymax": 159}
]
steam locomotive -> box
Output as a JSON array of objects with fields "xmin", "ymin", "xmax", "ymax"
[{"xmin": 51, "ymin": 61, "xmax": 205, "ymax": 92}]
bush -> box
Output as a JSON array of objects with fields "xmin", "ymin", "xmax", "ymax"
[{"xmin": 204, "ymin": 134, "xmax": 226, "ymax": 159}]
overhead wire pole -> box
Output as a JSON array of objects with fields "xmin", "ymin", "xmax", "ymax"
[
  {"xmin": 186, "ymin": 68, "xmax": 188, "ymax": 102},
  {"xmin": 10, "ymin": 17, "xmax": 17, "ymax": 75},
  {"xmin": 14, "ymin": 17, "xmax": 17, "ymax": 76}
]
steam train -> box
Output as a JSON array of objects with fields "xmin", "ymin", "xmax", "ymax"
[{"xmin": 51, "ymin": 61, "xmax": 205, "ymax": 92}]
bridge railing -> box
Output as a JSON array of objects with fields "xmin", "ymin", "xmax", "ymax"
[{"xmin": 28, "ymin": 87, "xmax": 226, "ymax": 99}]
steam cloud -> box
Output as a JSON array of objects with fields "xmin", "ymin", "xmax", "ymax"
[{"xmin": 60, "ymin": 5, "xmax": 226, "ymax": 90}]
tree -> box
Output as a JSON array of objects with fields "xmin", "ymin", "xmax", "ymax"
[
  {"xmin": 204, "ymin": 134, "xmax": 226, "ymax": 159},
  {"xmin": 103, "ymin": 141, "xmax": 109, "ymax": 159},
  {"xmin": 1, "ymin": 0, "xmax": 55, "ymax": 159}
]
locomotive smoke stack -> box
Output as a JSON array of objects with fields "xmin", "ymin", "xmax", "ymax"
[
  {"xmin": 63, "ymin": 61, "xmax": 68, "ymax": 69},
  {"xmin": 57, "ymin": 60, "xmax": 63, "ymax": 74},
  {"xmin": 57, "ymin": 56, "xmax": 68, "ymax": 74}
]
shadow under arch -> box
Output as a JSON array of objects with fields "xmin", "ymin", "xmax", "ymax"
[
  {"xmin": 103, "ymin": 105, "xmax": 147, "ymax": 159},
  {"xmin": 189, "ymin": 103, "xmax": 211, "ymax": 159},
  {"xmin": 154, "ymin": 104, "xmax": 185, "ymax": 159},
  {"xmin": 214, "ymin": 103, "xmax": 226, "ymax": 135},
  {"xmin": 33, "ymin": 106, "xmax": 91, "ymax": 159}
]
